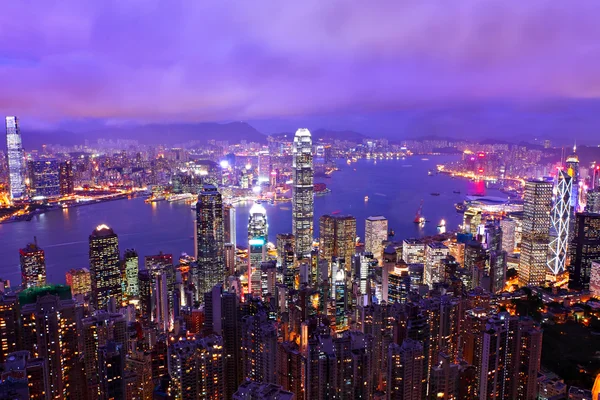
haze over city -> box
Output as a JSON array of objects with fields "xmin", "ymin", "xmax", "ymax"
[{"xmin": 2, "ymin": 1, "xmax": 600, "ymax": 143}]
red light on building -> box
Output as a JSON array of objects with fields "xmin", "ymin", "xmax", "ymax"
[
  {"xmin": 478, "ymin": 168, "xmax": 484, "ymax": 173},
  {"xmin": 478, "ymin": 152, "xmax": 485, "ymax": 158}
]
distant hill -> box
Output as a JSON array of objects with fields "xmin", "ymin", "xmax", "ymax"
[{"xmin": 18, "ymin": 121, "xmax": 266, "ymax": 149}]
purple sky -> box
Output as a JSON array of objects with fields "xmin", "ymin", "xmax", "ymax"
[{"xmin": 2, "ymin": 1, "xmax": 600, "ymax": 139}]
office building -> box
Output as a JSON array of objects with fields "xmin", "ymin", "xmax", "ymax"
[
  {"xmin": 591, "ymin": 261, "xmax": 600, "ymax": 298},
  {"xmin": 59, "ymin": 160, "xmax": 75, "ymax": 196},
  {"xmin": 568, "ymin": 212, "xmax": 600, "ymax": 290},
  {"xmin": 548, "ymin": 170, "xmax": 572, "ymax": 275},
  {"xmin": 224, "ymin": 203, "xmax": 237, "ymax": 247},
  {"xmin": 19, "ymin": 240, "xmax": 46, "ymax": 289},
  {"xmin": 292, "ymin": 128, "xmax": 314, "ymax": 257},
  {"xmin": 241, "ymin": 311, "xmax": 277, "ymax": 384},
  {"xmin": 402, "ymin": 238, "xmax": 426, "ymax": 264},
  {"xmin": 424, "ymin": 242, "xmax": 449, "ymax": 288},
  {"xmin": 89, "ymin": 224, "xmax": 122, "ymax": 310},
  {"xmin": 248, "ymin": 202, "xmax": 268, "ymax": 296},
  {"xmin": 0, "ymin": 295, "xmax": 20, "ymax": 364},
  {"xmin": 518, "ymin": 180, "xmax": 553, "ymax": 286},
  {"xmin": 29, "ymin": 159, "xmax": 60, "ymax": 198},
  {"xmin": 500, "ymin": 218, "xmax": 516, "ymax": 254},
  {"xmin": 195, "ymin": 184, "xmax": 225, "ymax": 299},
  {"xmin": 319, "ymin": 214, "xmax": 357, "ymax": 265},
  {"xmin": 123, "ymin": 249, "xmax": 139, "ymax": 298},
  {"xmin": 365, "ymin": 216, "xmax": 388, "ymax": 263},
  {"xmin": 65, "ymin": 268, "xmax": 91, "ymax": 297},
  {"xmin": 5, "ymin": 116, "xmax": 26, "ymax": 200},
  {"xmin": 566, "ymin": 144, "xmax": 580, "ymax": 212}
]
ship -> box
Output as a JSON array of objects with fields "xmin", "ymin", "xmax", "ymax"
[
  {"xmin": 437, "ymin": 219, "xmax": 446, "ymax": 228},
  {"xmin": 428, "ymin": 170, "xmax": 434, "ymax": 176},
  {"xmin": 453, "ymin": 190, "xmax": 461, "ymax": 194},
  {"xmin": 168, "ymin": 193, "xmax": 195, "ymax": 202},
  {"xmin": 190, "ymin": 201, "xmax": 197, "ymax": 209},
  {"xmin": 364, "ymin": 195, "xmax": 369, "ymax": 201},
  {"xmin": 455, "ymin": 203, "xmax": 466, "ymax": 213},
  {"xmin": 388, "ymin": 229, "xmax": 395, "ymax": 237},
  {"xmin": 430, "ymin": 192, "xmax": 440, "ymax": 196},
  {"xmin": 145, "ymin": 195, "xmax": 165, "ymax": 203}
]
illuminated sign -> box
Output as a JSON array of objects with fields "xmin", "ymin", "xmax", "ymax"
[{"xmin": 249, "ymin": 239, "xmax": 265, "ymax": 246}]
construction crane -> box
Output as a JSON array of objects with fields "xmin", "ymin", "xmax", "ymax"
[{"xmin": 413, "ymin": 199, "xmax": 425, "ymax": 224}]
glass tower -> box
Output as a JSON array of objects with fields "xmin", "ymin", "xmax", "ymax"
[
  {"xmin": 247, "ymin": 202, "xmax": 268, "ymax": 295},
  {"xmin": 89, "ymin": 224, "xmax": 122, "ymax": 310},
  {"xmin": 5, "ymin": 116, "xmax": 26, "ymax": 200},
  {"xmin": 292, "ymin": 128, "xmax": 314, "ymax": 257},
  {"xmin": 19, "ymin": 239, "xmax": 47, "ymax": 288},
  {"xmin": 195, "ymin": 184, "xmax": 225, "ymax": 299},
  {"xmin": 548, "ymin": 170, "xmax": 572, "ymax": 275}
]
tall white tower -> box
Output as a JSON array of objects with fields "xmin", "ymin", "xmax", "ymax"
[
  {"xmin": 548, "ymin": 170, "xmax": 572, "ymax": 275},
  {"xmin": 5, "ymin": 116, "xmax": 26, "ymax": 200}
]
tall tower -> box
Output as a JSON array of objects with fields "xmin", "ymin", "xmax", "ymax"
[
  {"xmin": 5, "ymin": 116, "xmax": 26, "ymax": 200},
  {"xmin": 365, "ymin": 216, "xmax": 388, "ymax": 263},
  {"xmin": 568, "ymin": 213, "xmax": 600, "ymax": 290},
  {"xmin": 248, "ymin": 202, "xmax": 268, "ymax": 296},
  {"xmin": 195, "ymin": 184, "xmax": 225, "ymax": 298},
  {"xmin": 518, "ymin": 181, "xmax": 553, "ymax": 286},
  {"xmin": 548, "ymin": 170, "xmax": 572, "ymax": 275},
  {"xmin": 566, "ymin": 143, "xmax": 580, "ymax": 212},
  {"xmin": 89, "ymin": 224, "xmax": 122, "ymax": 310},
  {"xmin": 292, "ymin": 128, "xmax": 314, "ymax": 257},
  {"xmin": 19, "ymin": 239, "xmax": 47, "ymax": 289}
]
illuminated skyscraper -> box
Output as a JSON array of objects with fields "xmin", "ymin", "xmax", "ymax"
[
  {"xmin": 248, "ymin": 202, "xmax": 268, "ymax": 295},
  {"xmin": 365, "ymin": 216, "xmax": 388, "ymax": 263},
  {"xmin": 292, "ymin": 128, "xmax": 314, "ymax": 257},
  {"xmin": 19, "ymin": 239, "xmax": 46, "ymax": 289},
  {"xmin": 387, "ymin": 339, "xmax": 425, "ymax": 400},
  {"xmin": 224, "ymin": 203, "xmax": 237, "ymax": 248},
  {"xmin": 5, "ymin": 116, "xmax": 26, "ymax": 200},
  {"xmin": 59, "ymin": 160, "xmax": 75, "ymax": 196},
  {"xmin": 0, "ymin": 294, "xmax": 20, "ymax": 364},
  {"xmin": 89, "ymin": 224, "xmax": 122, "ymax": 310},
  {"xmin": 568, "ymin": 213, "xmax": 600, "ymax": 290},
  {"xmin": 548, "ymin": 170, "xmax": 572, "ymax": 275},
  {"xmin": 319, "ymin": 215, "xmax": 357, "ymax": 266},
  {"xmin": 518, "ymin": 181, "xmax": 552, "ymax": 286},
  {"xmin": 123, "ymin": 249, "xmax": 139, "ymax": 298},
  {"xmin": 566, "ymin": 143, "xmax": 580, "ymax": 212},
  {"xmin": 195, "ymin": 184, "xmax": 225, "ymax": 299},
  {"xmin": 65, "ymin": 268, "xmax": 91, "ymax": 297},
  {"xmin": 29, "ymin": 159, "xmax": 60, "ymax": 198}
]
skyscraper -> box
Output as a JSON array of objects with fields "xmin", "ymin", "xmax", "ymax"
[
  {"xmin": 548, "ymin": 170, "xmax": 572, "ymax": 275},
  {"xmin": 292, "ymin": 128, "xmax": 314, "ymax": 257},
  {"xmin": 248, "ymin": 202, "xmax": 268, "ymax": 296},
  {"xmin": 224, "ymin": 203, "xmax": 237, "ymax": 248},
  {"xmin": 89, "ymin": 224, "xmax": 122, "ymax": 310},
  {"xmin": 519, "ymin": 180, "xmax": 553, "ymax": 286},
  {"xmin": 195, "ymin": 184, "xmax": 225, "ymax": 299},
  {"xmin": 29, "ymin": 159, "xmax": 60, "ymax": 198},
  {"xmin": 123, "ymin": 249, "xmax": 139, "ymax": 298},
  {"xmin": 59, "ymin": 160, "xmax": 75, "ymax": 196},
  {"xmin": 365, "ymin": 216, "xmax": 388, "ymax": 263},
  {"xmin": 566, "ymin": 144, "xmax": 580, "ymax": 212},
  {"xmin": 388, "ymin": 339, "xmax": 425, "ymax": 400},
  {"xmin": 319, "ymin": 214, "xmax": 357, "ymax": 265},
  {"xmin": 5, "ymin": 116, "xmax": 26, "ymax": 200},
  {"xmin": 19, "ymin": 239, "xmax": 46, "ymax": 289},
  {"xmin": 568, "ymin": 212, "xmax": 600, "ymax": 290}
]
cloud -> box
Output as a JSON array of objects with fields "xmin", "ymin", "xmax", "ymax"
[{"xmin": 1, "ymin": 0, "xmax": 600, "ymax": 125}]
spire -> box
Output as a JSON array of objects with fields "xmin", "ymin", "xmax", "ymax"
[{"xmin": 573, "ymin": 140, "xmax": 577, "ymax": 153}]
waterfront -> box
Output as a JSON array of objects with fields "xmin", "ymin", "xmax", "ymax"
[{"xmin": 0, "ymin": 155, "xmax": 503, "ymax": 284}]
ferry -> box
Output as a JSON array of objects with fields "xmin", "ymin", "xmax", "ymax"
[
  {"xmin": 430, "ymin": 192, "xmax": 440, "ymax": 196},
  {"xmin": 364, "ymin": 195, "xmax": 369, "ymax": 201},
  {"xmin": 437, "ymin": 219, "xmax": 446, "ymax": 228},
  {"xmin": 453, "ymin": 190, "xmax": 461, "ymax": 194},
  {"xmin": 388, "ymin": 229, "xmax": 395, "ymax": 237},
  {"xmin": 168, "ymin": 193, "xmax": 195, "ymax": 202},
  {"xmin": 145, "ymin": 195, "xmax": 165, "ymax": 203},
  {"xmin": 190, "ymin": 201, "xmax": 197, "ymax": 209}
]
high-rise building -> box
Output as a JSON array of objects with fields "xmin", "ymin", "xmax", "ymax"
[
  {"xmin": 424, "ymin": 242, "xmax": 449, "ymax": 288},
  {"xmin": 0, "ymin": 294, "xmax": 20, "ymax": 364},
  {"xmin": 586, "ymin": 188, "xmax": 600, "ymax": 213},
  {"xmin": 89, "ymin": 224, "xmax": 122, "ymax": 310},
  {"xmin": 167, "ymin": 335, "xmax": 225, "ymax": 399},
  {"xmin": 65, "ymin": 268, "xmax": 91, "ymax": 297},
  {"xmin": 518, "ymin": 180, "xmax": 553, "ymax": 286},
  {"xmin": 548, "ymin": 170, "xmax": 572, "ymax": 275},
  {"xmin": 402, "ymin": 238, "xmax": 426, "ymax": 264},
  {"xmin": 258, "ymin": 152, "xmax": 271, "ymax": 182},
  {"xmin": 248, "ymin": 202, "xmax": 268, "ymax": 296},
  {"xmin": 566, "ymin": 144, "xmax": 580, "ymax": 212},
  {"xmin": 241, "ymin": 311, "xmax": 277, "ymax": 384},
  {"xmin": 145, "ymin": 253, "xmax": 175, "ymax": 331},
  {"xmin": 81, "ymin": 311, "xmax": 127, "ymax": 398},
  {"xmin": 195, "ymin": 184, "xmax": 225, "ymax": 299},
  {"xmin": 224, "ymin": 203, "xmax": 237, "ymax": 247},
  {"xmin": 292, "ymin": 128, "xmax": 314, "ymax": 257},
  {"xmin": 5, "ymin": 116, "xmax": 26, "ymax": 200},
  {"xmin": 123, "ymin": 249, "xmax": 139, "ymax": 298},
  {"xmin": 29, "ymin": 159, "xmax": 60, "ymax": 198},
  {"xmin": 59, "ymin": 160, "xmax": 75, "ymax": 196},
  {"xmin": 568, "ymin": 213, "xmax": 600, "ymax": 290},
  {"xmin": 233, "ymin": 381, "xmax": 294, "ymax": 400},
  {"xmin": 500, "ymin": 218, "xmax": 516, "ymax": 254},
  {"xmin": 388, "ymin": 338, "xmax": 425, "ymax": 400},
  {"xmin": 319, "ymin": 214, "xmax": 357, "ymax": 265},
  {"xmin": 591, "ymin": 261, "xmax": 600, "ymax": 298},
  {"xmin": 365, "ymin": 216, "xmax": 388, "ymax": 263},
  {"xmin": 19, "ymin": 240, "xmax": 46, "ymax": 289},
  {"xmin": 19, "ymin": 287, "xmax": 84, "ymax": 399}
]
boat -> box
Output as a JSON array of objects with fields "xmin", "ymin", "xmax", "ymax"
[
  {"xmin": 455, "ymin": 203, "xmax": 466, "ymax": 213},
  {"xmin": 346, "ymin": 159, "xmax": 352, "ymax": 165},
  {"xmin": 430, "ymin": 192, "xmax": 440, "ymax": 196},
  {"xmin": 190, "ymin": 201, "xmax": 197, "ymax": 209},
  {"xmin": 428, "ymin": 170, "xmax": 434, "ymax": 176},
  {"xmin": 437, "ymin": 219, "xmax": 446, "ymax": 228},
  {"xmin": 146, "ymin": 195, "xmax": 165, "ymax": 203},
  {"xmin": 413, "ymin": 200, "xmax": 424, "ymax": 223},
  {"xmin": 388, "ymin": 229, "xmax": 395, "ymax": 237},
  {"xmin": 331, "ymin": 210, "xmax": 341, "ymax": 215},
  {"xmin": 168, "ymin": 193, "xmax": 194, "ymax": 202},
  {"xmin": 364, "ymin": 195, "xmax": 369, "ymax": 201},
  {"xmin": 453, "ymin": 190, "xmax": 461, "ymax": 194}
]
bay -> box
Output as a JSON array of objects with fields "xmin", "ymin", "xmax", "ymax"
[{"xmin": 0, "ymin": 155, "xmax": 501, "ymax": 284}]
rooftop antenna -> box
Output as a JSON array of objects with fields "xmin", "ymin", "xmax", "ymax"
[{"xmin": 33, "ymin": 236, "xmax": 37, "ymax": 247}]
